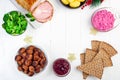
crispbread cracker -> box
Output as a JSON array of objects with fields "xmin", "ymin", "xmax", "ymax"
[
  {"xmin": 77, "ymin": 40, "xmax": 117, "ymax": 80},
  {"xmin": 80, "ymin": 53, "xmax": 85, "ymax": 65},
  {"xmin": 85, "ymin": 48, "xmax": 97, "ymax": 63},
  {"xmin": 93, "ymin": 49, "xmax": 113, "ymax": 67},
  {"xmin": 77, "ymin": 59, "xmax": 104, "ymax": 79},
  {"xmin": 80, "ymin": 53, "xmax": 88, "ymax": 79},
  {"xmin": 83, "ymin": 48, "xmax": 97, "ymax": 79},
  {"xmin": 91, "ymin": 40, "xmax": 101, "ymax": 52},
  {"xmin": 99, "ymin": 41, "xmax": 117, "ymax": 57}
]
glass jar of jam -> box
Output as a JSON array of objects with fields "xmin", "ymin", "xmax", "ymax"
[{"xmin": 53, "ymin": 58, "xmax": 71, "ymax": 77}]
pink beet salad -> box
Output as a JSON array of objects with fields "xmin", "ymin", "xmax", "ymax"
[{"xmin": 92, "ymin": 9, "xmax": 115, "ymax": 32}]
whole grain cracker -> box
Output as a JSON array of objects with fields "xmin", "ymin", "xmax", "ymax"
[
  {"xmin": 91, "ymin": 40, "xmax": 101, "ymax": 52},
  {"xmin": 93, "ymin": 49, "xmax": 113, "ymax": 67},
  {"xmin": 85, "ymin": 48, "xmax": 97, "ymax": 63},
  {"xmin": 83, "ymin": 48, "xmax": 97, "ymax": 79},
  {"xmin": 99, "ymin": 41, "xmax": 117, "ymax": 57},
  {"xmin": 80, "ymin": 53, "xmax": 85, "ymax": 65},
  {"xmin": 77, "ymin": 59, "xmax": 104, "ymax": 79},
  {"xmin": 80, "ymin": 53, "xmax": 88, "ymax": 79}
]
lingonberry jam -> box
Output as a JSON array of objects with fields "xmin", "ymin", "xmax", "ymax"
[{"xmin": 53, "ymin": 58, "xmax": 71, "ymax": 77}]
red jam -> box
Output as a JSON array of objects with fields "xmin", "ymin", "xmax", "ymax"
[{"xmin": 53, "ymin": 58, "xmax": 71, "ymax": 77}]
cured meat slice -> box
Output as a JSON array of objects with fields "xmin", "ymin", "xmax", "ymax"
[
  {"xmin": 32, "ymin": 1, "xmax": 54, "ymax": 23},
  {"xmin": 16, "ymin": 0, "xmax": 54, "ymax": 23}
]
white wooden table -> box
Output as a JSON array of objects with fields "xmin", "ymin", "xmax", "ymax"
[{"xmin": 0, "ymin": 0, "xmax": 120, "ymax": 80}]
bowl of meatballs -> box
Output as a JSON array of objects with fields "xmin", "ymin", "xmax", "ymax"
[{"xmin": 15, "ymin": 45, "xmax": 48, "ymax": 77}]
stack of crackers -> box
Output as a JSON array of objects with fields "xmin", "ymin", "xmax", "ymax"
[{"xmin": 77, "ymin": 40, "xmax": 117, "ymax": 79}]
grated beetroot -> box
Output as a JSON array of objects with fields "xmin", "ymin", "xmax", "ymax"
[{"xmin": 92, "ymin": 9, "xmax": 115, "ymax": 32}]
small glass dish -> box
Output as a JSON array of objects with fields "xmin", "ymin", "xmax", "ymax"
[
  {"xmin": 53, "ymin": 58, "xmax": 71, "ymax": 77},
  {"xmin": 91, "ymin": 7, "xmax": 120, "ymax": 32}
]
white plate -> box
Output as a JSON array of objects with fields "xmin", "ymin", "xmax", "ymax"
[{"xmin": 10, "ymin": 0, "xmax": 52, "ymax": 29}]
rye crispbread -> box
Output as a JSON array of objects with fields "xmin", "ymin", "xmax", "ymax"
[
  {"xmin": 99, "ymin": 41, "xmax": 117, "ymax": 57},
  {"xmin": 80, "ymin": 53, "xmax": 88, "ymax": 79},
  {"xmin": 77, "ymin": 59, "xmax": 104, "ymax": 79},
  {"xmin": 85, "ymin": 48, "xmax": 97, "ymax": 63},
  {"xmin": 82, "ymin": 49, "xmax": 97, "ymax": 79},
  {"xmin": 91, "ymin": 40, "xmax": 101, "ymax": 52},
  {"xmin": 80, "ymin": 53, "xmax": 85, "ymax": 65},
  {"xmin": 77, "ymin": 40, "xmax": 117, "ymax": 80},
  {"xmin": 93, "ymin": 49, "xmax": 113, "ymax": 67}
]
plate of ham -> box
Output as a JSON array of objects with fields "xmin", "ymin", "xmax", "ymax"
[{"xmin": 10, "ymin": 0, "xmax": 54, "ymax": 28}]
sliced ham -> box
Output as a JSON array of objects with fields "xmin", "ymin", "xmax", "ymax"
[
  {"xmin": 16, "ymin": 0, "xmax": 54, "ymax": 23},
  {"xmin": 32, "ymin": 1, "xmax": 54, "ymax": 23},
  {"xmin": 30, "ymin": 0, "xmax": 47, "ymax": 12}
]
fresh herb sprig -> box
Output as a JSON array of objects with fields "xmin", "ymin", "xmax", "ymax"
[
  {"xmin": 91, "ymin": 0, "xmax": 101, "ymax": 7},
  {"xmin": 25, "ymin": 13, "xmax": 35, "ymax": 22}
]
